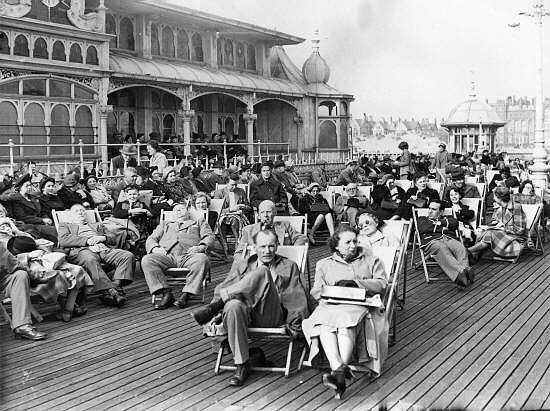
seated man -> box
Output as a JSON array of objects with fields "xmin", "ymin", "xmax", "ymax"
[
  {"xmin": 416, "ymin": 199, "xmax": 472, "ymax": 288},
  {"xmin": 142, "ymin": 203, "xmax": 214, "ymax": 309},
  {"xmin": 442, "ymin": 169, "xmax": 480, "ymax": 201},
  {"xmin": 335, "ymin": 183, "xmax": 368, "ymax": 228},
  {"xmin": 233, "ymin": 200, "xmax": 307, "ymax": 267},
  {"xmin": 58, "ymin": 204, "xmax": 135, "ymax": 306},
  {"xmin": 57, "ymin": 174, "xmax": 94, "ymax": 209},
  {"xmin": 0, "ymin": 241, "xmax": 46, "ymax": 341},
  {"xmin": 192, "ymin": 229, "xmax": 309, "ymax": 387}
]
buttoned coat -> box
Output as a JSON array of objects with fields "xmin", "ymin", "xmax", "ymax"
[
  {"xmin": 145, "ymin": 219, "xmax": 215, "ymax": 257},
  {"xmin": 249, "ymin": 177, "xmax": 287, "ymax": 209}
]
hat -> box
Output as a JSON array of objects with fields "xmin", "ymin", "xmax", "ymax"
[
  {"xmin": 307, "ymin": 182, "xmax": 320, "ymax": 191},
  {"xmin": 439, "ymin": 143, "xmax": 446, "ymax": 149},
  {"xmin": 450, "ymin": 169, "xmax": 465, "ymax": 181},
  {"xmin": 39, "ymin": 177, "xmax": 56, "ymax": 192},
  {"xmin": 120, "ymin": 144, "xmax": 137, "ymax": 156},
  {"xmin": 7, "ymin": 236, "xmax": 37, "ymax": 255},
  {"xmin": 63, "ymin": 174, "xmax": 78, "ymax": 187},
  {"xmin": 163, "ymin": 166, "xmax": 175, "ymax": 180},
  {"xmin": 239, "ymin": 164, "xmax": 251, "ymax": 173},
  {"xmin": 14, "ymin": 174, "xmax": 31, "ymax": 189},
  {"xmin": 383, "ymin": 155, "xmax": 392, "ymax": 161},
  {"xmin": 345, "ymin": 197, "xmax": 361, "ymax": 208},
  {"xmin": 346, "ymin": 159, "xmax": 358, "ymax": 166},
  {"xmin": 273, "ymin": 160, "xmax": 286, "ymax": 169}
]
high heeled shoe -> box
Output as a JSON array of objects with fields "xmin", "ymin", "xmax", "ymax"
[{"xmin": 56, "ymin": 309, "xmax": 72, "ymax": 322}]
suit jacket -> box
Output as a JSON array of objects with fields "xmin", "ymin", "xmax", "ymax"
[
  {"xmin": 57, "ymin": 186, "xmax": 94, "ymax": 209},
  {"xmin": 249, "ymin": 177, "xmax": 287, "ymax": 209},
  {"xmin": 10, "ymin": 193, "xmax": 44, "ymax": 225},
  {"xmin": 215, "ymin": 187, "xmax": 250, "ymax": 213},
  {"xmin": 57, "ymin": 222, "xmax": 117, "ymax": 254},
  {"xmin": 145, "ymin": 219, "xmax": 215, "ymax": 257},
  {"xmin": 234, "ymin": 221, "xmax": 308, "ymax": 259},
  {"xmin": 416, "ymin": 215, "xmax": 460, "ymax": 245}
]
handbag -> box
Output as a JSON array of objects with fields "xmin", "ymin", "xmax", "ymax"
[
  {"xmin": 406, "ymin": 197, "xmax": 426, "ymax": 208},
  {"xmin": 310, "ymin": 202, "xmax": 330, "ymax": 213}
]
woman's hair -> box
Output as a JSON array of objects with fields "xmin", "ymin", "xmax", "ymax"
[
  {"xmin": 519, "ymin": 179, "xmax": 534, "ymax": 194},
  {"xmin": 413, "ymin": 172, "xmax": 427, "ymax": 182},
  {"xmin": 147, "ymin": 139, "xmax": 161, "ymax": 152},
  {"xmin": 494, "ymin": 186, "xmax": 511, "ymax": 203},
  {"xmin": 449, "ymin": 187, "xmax": 463, "ymax": 199},
  {"xmin": 191, "ymin": 166, "xmax": 202, "ymax": 179},
  {"xmin": 40, "ymin": 177, "xmax": 56, "ymax": 193},
  {"xmin": 398, "ymin": 141, "xmax": 409, "ymax": 150},
  {"xmin": 193, "ymin": 191, "xmax": 211, "ymax": 207},
  {"xmin": 328, "ymin": 225, "xmax": 357, "ymax": 252}
]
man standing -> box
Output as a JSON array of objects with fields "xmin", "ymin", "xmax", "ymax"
[
  {"xmin": 192, "ymin": 229, "xmax": 309, "ymax": 386},
  {"xmin": 58, "ymin": 204, "xmax": 135, "ymax": 306},
  {"xmin": 111, "ymin": 144, "xmax": 138, "ymax": 175},
  {"xmin": 416, "ymin": 200, "xmax": 472, "ymax": 288},
  {"xmin": 431, "ymin": 143, "xmax": 453, "ymax": 170},
  {"xmin": 249, "ymin": 162, "xmax": 288, "ymax": 213},
  {"xmin": 142, "ymin": 203, "xmax": 214, "ymax": 309}
]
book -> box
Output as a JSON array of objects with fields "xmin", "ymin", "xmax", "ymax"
[{"xmin": 320, "ymin": 285, "xmax": 366, "ymax": 302}]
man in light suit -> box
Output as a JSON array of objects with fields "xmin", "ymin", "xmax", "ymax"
[
  {"xmin": 58, "ymin": 204, "xmax": 135, "ymax": 307},
  {"xmin": 142, "ymin": 203, "xmax": 215, "ymax": 309},
  {"xmin": 232, "ymin": 200, "xmax": 307, "ymax": 268}
]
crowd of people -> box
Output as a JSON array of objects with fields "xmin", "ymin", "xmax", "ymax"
[{"xmin": 0, "ymin": 139, "xmax": 547, "ymax": 400}]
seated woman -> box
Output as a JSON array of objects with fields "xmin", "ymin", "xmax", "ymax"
[
  {"xmin": 468, "ymin": 187, "xmax": 527, "ymax": 261},
  {"xmin": 447, "ymin": 188, "xmax": 476, "ymax": 246},
  {"xmin": 85, "ymin": 175, "xmax": 114, "ymax": 212},
  {"xmin": 298, "ymin": 183, "xmax": 335, "ymax": 244},
  {"xmin": 357, "ymin": 212, "xmax": 399, "ymax": 248},
  {"xmin": 37, "ymin": 177, "xmax": 65, "ymax": 220},
  {"xmin": 370, "ymin": 174, "xmax": 405, "ymax": 220},
  {"xmin": 302, "ymin": 226, "xmax": 388, "ymax": 399},
  {"xmin": 161, "ymin": 167, "xmax": 193, "ymax": 205},
  {"xmin": 9, "ymin": 175, "xmax": 57, "ymax": 243},
  {"xmin": 513, "ymin": 180, "xmax": 541, "ymax": 205},
  {"xmin": 190, "ymin": 192, "xmax": 218, "ymax": 231},
  {"xmin": 399, "ymin": 172, "xmax": 440, "ymax": 220},
  {"xmin": 334, "ymin": 184, "xmax": 368, "ymax": 229}
]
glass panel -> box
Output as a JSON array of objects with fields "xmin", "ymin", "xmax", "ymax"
[
  {"xmin": 33, "ymin": 38, "xmax": 48, "ymax": 59},
  {"xmin": 86, "ymin": 46, "xmax": 98, "ymax": 65},
  {"xmin": 319, "ymin": 120, "xmax": 337, "ymax": 149},
  {"xmin": 162, "ymin": 92, "xmax": 177, "ymax": 110},
  {"xmin": 0, "ymin": 80, "xmax": 19, "ymax": 95},
  {"xmin": 106, "ymin": 14, "xmax": 117, "ymax": 48},
  {"xmin": 0, "ymin": 32, "xmax": 10, "ymax": 54},
  {"xmin": 119, "ymin": 18, "xmax": 135, "ymax": 50},
  {"xmin": 223, "ymin": 39, "xmax": 233, "ymax": 65},
  {"xmin": 50, "ymin": 104, "xmax": 71, "ymax": 155},
  {"xmin": 151, "ymin": 91, "xmax": 161, "ymax": 109},
  {"xmin": 23, "ymin": 79, "xmax": 46, "ymax": 96},
  {"xmin": 216, "ymin": 38, "xmax": 223, "ymax": 65},
  {"xmin": 69, "ymin": 43, "xmax": 83, "ymax": 63},
  {"xmin": 0, "ymin": 101, "xmax": 19, "ymax": 158},
  {"xmin": 50, "ymin": 80, "xmax": 71, "ymax": 98},
  {"xmin": 151, "ymin": 23, "xmax": 160, "ymax": 55},
  {"xmin": 74, "ymin": 86, "xmax": 94, "ymax": 100},
  {"xmin": 246, "ymin": 45, "xmax": 256, "ymax": 70},
  {"xmin": 75, "ymin": 106, "xmax": 95, "ymax": 154},
  {"xmin": 236, "ymin": 43, "xmax": 245, "ymax": 69},
  {"xmin": 118, "ymin": 90, "xmax": 135, "ymax": 107},
  {"xmin": 177, "ymin": 30, "xmax": 189, "ymax": 59},
  {"xmin": 119, "ymin": 112, "xmax": 135, "ymax": 137},
  {"xmin": 14, "ymin": 35, "xmax": 29, "ymax": 57},
  {"xmin": 23, "ymin": 103, "xmax": 47, "ymax": 156},
  {"xmin": 52, "ymin": 41, "xmax": 66, "ymax": 61},
  {"xmin": 191, "ymin": 33, "xmax": 203, "ymax": 62},
  {"xmin": 152, "ymin": 114, "xmax": 160, "ymax": 135},
  {"xmin": 163, "ymin": 114, "xmax": 174, "ymax": 139},
  {"xmin": 162, "ymin": 26, "xmax": 175, "ymax": 57}
]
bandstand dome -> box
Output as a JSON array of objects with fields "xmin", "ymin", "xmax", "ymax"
[
  {"xmin": 443, "ymin": 98, "xmax": 505, "ymax": 127},
  {"xmin": 302, "ymin": 51, "xmax": 330, "ymax": 84}
]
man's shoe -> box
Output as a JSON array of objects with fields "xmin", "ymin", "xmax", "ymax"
[
  {"xmin": 14, "ymin": 324, "xmax": 46, "ymax": 341},
  {"xmin": 454, "ymin": 270, "xmax": 468, "ymax": 289},
  {"xmin": 153, "ymin": 290, "xmax": 174, "ymax": 310},
  {"xmin": 191, "ymin": 299, "xmax": 225, "ymax": 325},
  {"xmin": 466, "ymin": 267, "xmax": 475, "ymax": 284},
  {"xmin": 174, "ymin": 292, "xmax": 189, "ymax": 309},
  {"xmin": 228, "ymin": 362, "xmax": 250, "ymax": 386}
]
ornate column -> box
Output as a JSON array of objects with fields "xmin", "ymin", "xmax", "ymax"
[
  {"xmin": 181, "ymin": 109, "xmax": 195, "ymax": 156},
  {"xmin": 243, "ymin": 113, "xmax": 257, "ymax": 158},
  {"xmin": 293, "ymin": 115, "xmax": 303, "ymax": 157},
  {"xmin": 99, "ymin": 105, "xmax": 113, "ymax": 163}
]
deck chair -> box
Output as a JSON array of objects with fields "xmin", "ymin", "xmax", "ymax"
[
  {"xmin": 52, "ymin": 209, "xmax": 102, "ymax": 233},
  {"xmin": 435, "ymin": 168, "xmax": 447, "ymax": 184},
  {"xmin": 300, "ymin": 246, "xmax": 399, "ymax": 375},
  {"xmin": 459, "ymin": 198, "xmax": 482, "ymax": 229},
  {"xmin": 427, "ymin": 182, "xmax": 444, "ymax": 199},
  {"xmin": 465, "ymin": 175, "xmax": 479, "ymax": 184},
  {"xmin": 411, "ymin": 207, "xmax": 456, "ymax": 282},
  {"xmin": 319, "ymin": 191, "xmax": 334, "ymax": 209},
  {"xmin": 117, "ymin": 189, "xmax": 154, "ymax": 207},
  {"xmin": 214, "ymin": 244, "xmax": 309, "ymax": 377},
  {"xmin": 215, "ymin": 183, "xmax": 250, "ymax": 200},
  {"xmin": 486, "ymin": 169, "xmax": 500, "ymax": 186},
  {"xmin": 394, "ymin": 179, "xmax": 412, "ymax": 192},
  {"xmin": 327, "ymin": 185, "xmax": 346, "ymax": 196},
  {"xmin": 380, "ymin": 220, "xmax": 412, "ymax": 306},
  {"xmin": 357, "ymin": 185, "xmax": 373, "ymax": 200},
  {"xmin": 273, "ymin": 215, "xmax": 308, "ymax": 235}
]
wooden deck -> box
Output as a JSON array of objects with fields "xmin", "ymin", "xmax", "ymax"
[{"xmin": 2, "ymin": 244, "xmax": 550, "ymax": 410}]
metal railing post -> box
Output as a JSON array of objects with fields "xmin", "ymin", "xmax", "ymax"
[
  {"xmin": 136, "ymin": 140, "xmax": 141, "ymax": 165},
  {"xmin": 223, "ymin": 139, "xmax": 228, "ymax": 167},
  {"xmin": 79, "ymin": 139, "xmax": 85, "ymax": 179},
  {"xmin": 257, "ymin": 139, "xmax": 261, "ymax": 163},
  {"xmin": 8, "ymin": 139, "xmax": 14, "ymax": 177}
]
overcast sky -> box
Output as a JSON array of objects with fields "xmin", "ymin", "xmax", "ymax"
[{"xmin": 171, "ymin": 0, "xmax": 550, "ymax": 121}]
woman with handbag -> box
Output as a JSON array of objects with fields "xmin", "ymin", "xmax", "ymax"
[
  {"xmin": 447, "ymin": 188, "xmax": 476, "ymax": 246},
  {"xmin": 302, "ymin": 226, "xmax": 388, "ymax": 399},
  {"xmin": 399, "ymin": 172, "xmax": 440, "ymax": 220},
  {"xmin": 370, "ymin": 174, "xmax": 405, "ymax": 220},
  {"xmin": 298, "ymin": 183, "xmax": 335, "ymax": 244}
]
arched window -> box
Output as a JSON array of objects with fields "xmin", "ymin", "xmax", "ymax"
[
  {"xmin": 197, "ymin": 115, "xmax": 203, "ymax": 135},
  {"xmin": 319, "ymin": 120, "xmax": 337, "ymax": 149},
  {"xmin": 223, "ymin": 39, "xmax": 233, "ymax": 66},
  {"xmin": 216, "ymin": 38, "xmax": 223, "ymax": 66},
  {"xmin": 33, "ymin": 37, "xmax": 48, "ymax": 59},
  {"xmin": 163, "ymin": 114, "xmax": 174, "ymax": 138},
  {"xmin": 191, "ymin": 33, "xmax": 203, "ymax": 62},
  {"xmin": 50, "ymin": 79, "xmax": 71, "ymax": 97},
  {"xmin": 340, "ymin": 102, "xmax": 348, "ymax": 116},
  {"xmin": 119, "ymin": 112, "xmax": 135, "ymax": 137},
  {"xmin": 318, "ymin": 101, "xmax": 337, "ymax": 117},
  {"xmin": 246, "ymin": 45, "xmax": 256, "ymax": 70},
  {"xmin": 152, "ymin": 114, "xmax": 160, "ymax": 135},
  {"xmin": 0, "ymin": 101, "xmax": 19, "ymax": 157},
  {"xmin": 162, "ymin": 26, "xmax": 175, "ymax": 57},
  {"xmin": 225, "ymin": 117, "xmax": 234, "ymax": 137},
  {"xmin": 50, "ymin": 104, "xmax": 71, "ymax": 155},
  {"xmin": 162, "ymin": 92, "xmax": 177, "ymax": 110},
  {"xmin": 0, "ymin": 32, "xmax": 9, "ymax": 54},
  {"xmin": 75, "ymin": 106, "xmax": 94, "ymax": 154},
  {"xmin": 106, "ymin": 14, "xmax": 117, "ymax": 48},
  {"xmin": 236, "ymin": 43, "xmax": 245, "ymax": 69},
  {"xmin": 118, "ymin": 89, "xmax": 135, "ymax": 107},
  {"xmin": 86, "ymin": 46, "xmax": 98, "ymax": 65},
  {"xmin": 119, "ymin": 17, "xmax": 135, "ymax": 50},
  {"xmin": 14, "ymin": 34, "xmax": 29, "ymax": 57},
  {"xmin": 176, "ymin": 30, "xmax": 189, "ymax": 59},
  {"xmin": 69, "ymin": 43, "xmax": 83, "ymax": 63},
  {"xmin": 151, "ymin": 91, "xmax": 161, "ymax": 108},
  {"xmin": 150, "ymin": 23, "xmax": 160, "ymax": 55},
  {"xmin": 52, "ymin": 41, "xmax": 66, "ymax": 61},
  {"xmin": 23, "ymin": 103, "xmax": 47, "ymax": 156}
]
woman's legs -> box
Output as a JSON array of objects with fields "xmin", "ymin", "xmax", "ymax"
[
  {"xmin": 319, "ymin": 326, "xmax": 344, "ymax": 370},
  {"xmin": 336, "ymin": 327, "xmax": 356, "ymax": 365},
  {"xmin": 325, "ymin": 213, "xmax": 335, "ymax": 236},
  {"xmin": 310, "ymin": 215, "xmax": 326, "ymax": 243}
]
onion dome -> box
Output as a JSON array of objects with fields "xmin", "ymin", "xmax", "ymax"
[{"xmin": 302, "ymin": 35, "xmax": 330, "ymax": 84}]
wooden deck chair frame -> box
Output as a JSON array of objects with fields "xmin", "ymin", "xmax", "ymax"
[
  {"xmin": 489, "ymin": 203, "xmax": 544, "ymax": 264},
  {"xmin": 52, "ymin": 209, "xmax": 102, "ymax": 233},
  {"xmin": 357, "ymin": 185, "xmax": 373, "ymax": 200},
  {"xmin": 300, "ymin": 246, "xmax": 399, "ymax": 374},
  {"xmin": 436, "ymin": 168, "xmax": 447, "ymax": 184},
  {"xmin": 464, "ymin": 175, "xmax": 479, "ymax": 184},
  {"xmin": 427, "ymin": 182, "xmax": 444, "ymax": 199},
  {"xmin": 394, "ymin": 179, "xmax": 412, "ymax": 192},
  {"xmin": 214, "ymin": 244, "xmax": 309, "ymax": 377},
  {"xmin": 273, "ymin": 215, "xmax": 308, "ymax": 235},
  {"xmin": 319, "ymin": 191, "xmax": 335, "ymax": 209},
  {"xmin": 411, "ymin": 207, "xmax": 456, "ymax": 283},
  {"xmin": 327, "ymin": 185, "xmax": 346, "ymax": 196},
  {"xmin": 380, "ymin": 220, "xmax": 412, "ymax": 307}
]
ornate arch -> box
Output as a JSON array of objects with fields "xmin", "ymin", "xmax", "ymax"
[
  {"xmin": 190, "ymin": 91, "xmax": 247, "ymax": 106},
  {"xmin": 107, "ymin": 83, "xmax": 183, "ymax": 101},
  {"xmin": 253, "ymin": 97, "xmax": 297, "ymax": 110}
]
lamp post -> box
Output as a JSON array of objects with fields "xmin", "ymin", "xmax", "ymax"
[{"xmin": 516, "ymin": 1, "xmax": 550, "ymax": 188}]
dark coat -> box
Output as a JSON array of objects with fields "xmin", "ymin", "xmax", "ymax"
[
  {"xmin": 10, "ymin": 193, "xmax": 44, "ymax": 225},
  {"xmin": 416, "ymin": 215, "xmax": 460, "ymax": 245},
  {"xmin": 37, "ymin": 194, "xmax": 65, "ymax": 219},
  {"xmin": 400, "ymin": 187, "xmax": 440, "ymax": 220},
  {"xmin": 57, "ymin": 186, "xmax": 94, "ymax": 209},
  {"xmin": 249, "ymin": 177, "xmax": 288, "ymax": 209}
]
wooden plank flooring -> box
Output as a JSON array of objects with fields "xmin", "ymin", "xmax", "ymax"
[{"xmin": 2, "ymin": 244, "xmax": 550, "ymax": 410}]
